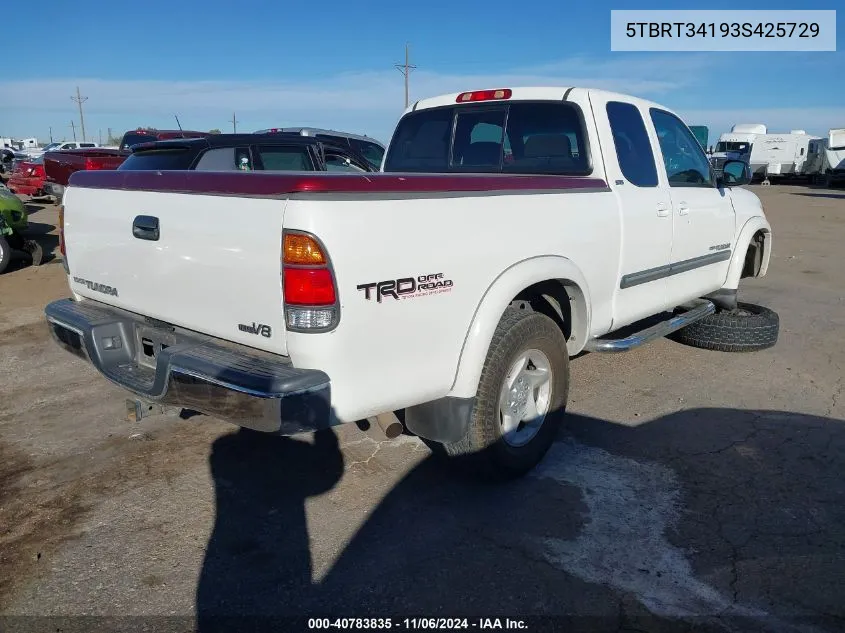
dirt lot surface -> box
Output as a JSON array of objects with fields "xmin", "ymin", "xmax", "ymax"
[{"xmin": 1, "ymin": 186, "xmax": 844, "ymax": 632}]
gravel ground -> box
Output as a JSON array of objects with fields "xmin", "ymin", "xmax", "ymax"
[{"xmin": 0, "ymin": 185, "xmax": 843, "ymax": 632}]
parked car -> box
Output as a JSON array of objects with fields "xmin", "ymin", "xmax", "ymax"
[
  {"xmin": 42, "ymin": 128, "xmax": 211, "ymax": 203},
  {"xmin": 0, "ymin": 182, "xmax": 41, "ymax": 274},
  {"xmin": 45, "ymin": 86, "xmax": 775, "ymax": 480},
  {"xmin": 21, "ymin": 141, "xmax": 99, "ymax": 161},
  {"xmin": 6, "ymin": 156, "xmax": 47, "ymax": 197},
  {"xmin": 117, "ymin": 133, "xmax": 376, "ymax": 173},
  {"xmin": 1, "ymin": 149, "xmax": 16, "ymax": 174},
  {"xmin": 254, "ymin": 127, "xmax": 386, "ymax": 170},
  {"xmin": 0, "ymin": 182, "xmax": 28, "ymax": 232}
]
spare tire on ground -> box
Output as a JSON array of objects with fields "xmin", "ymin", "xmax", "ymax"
[{"xmin": 669, "ymin": 301, "xmax": 779, "ymax": 353}]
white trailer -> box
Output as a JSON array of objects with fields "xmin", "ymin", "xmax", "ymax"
[
  {"xmin": 710, "ymin": 124, "xmax": 820, "ymax": 184},
  {"xmin": 804, "ymin": 128, "xmax": 845, "ymax": 187}
]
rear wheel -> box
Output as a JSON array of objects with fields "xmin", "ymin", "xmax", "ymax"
[{"xmin": 436, "ymin": 307, "xmax": 570, "ymax": 479}]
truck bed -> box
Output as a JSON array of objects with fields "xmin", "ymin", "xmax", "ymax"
[{"xmin": 44, "ymin": 148, "xmax": 129, "ymax": 187}]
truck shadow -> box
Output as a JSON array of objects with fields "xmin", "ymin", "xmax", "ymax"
[
  {"xmin": 792, "ymin": 192, "xmax": 845, "ymax": 199},
  {"xmin": 197, "ymin": 407, "xmax": 845, "ymax": 632}
]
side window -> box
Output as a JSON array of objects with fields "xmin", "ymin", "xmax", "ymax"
[
  {"xmin": 255, "ymin": 145, "xmax": 312, "ymax": 171},
  {"xmin": 503, "ymin": 102, "xmax": 590, "ymax": 175},
  {"xmin": 451, "ymin": 108, "xmax": 506, "ymax": 171},
  {"xmin": 649, "ymin": 108, "xmax": 714, "ymax": 187},
  {"xmin": 325, "ymin": 152, "xmax": 367, "ymax": 172},
  {"xmin": 194, "ymin": 147, "xmax": 236, "ymax": 171},
  {"xmin": 349, "ymin": 139, "xmax": 385, "ymax": 170},
  {"xmin": 606, "ymin": 101, "xmax": 658, "ymax": 187}
]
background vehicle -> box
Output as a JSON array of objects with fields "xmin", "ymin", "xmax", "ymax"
[
  {"xmin": 0, "ymin": 184, "xmax": 40, "ymax": 274},
  {"xmin": 46, "ymin": 86, "xmax": 775, "ymax": 480},
  {"xmin": 117, "ymin": 133, "xmax": 376, "ymax": 173},
  {"xmin": 254, "ymin": 127, "xmax": 386, "ymax": 170},
  {"xmin": 710, "ymin": 124, "xmax": 820, "ymax": 182},
  {"xmin": 6, "ymin": 156, "xmax": 47, "ymax": 197},
  {"xmin": 0, "ymin": 182, "xmax": 28, "ymax": 232},
  {"xmin": 42, "ymin": 128, "xmax": 212, "ymax": 202},
  {"xmin": 804, "ymin": 128, "xmax": 845, "ymax": 187}
]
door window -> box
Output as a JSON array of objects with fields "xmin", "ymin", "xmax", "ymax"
[
  {"xmin": 606, "ymin": 101, "xmax": 658, "ymax": 187},
  {"xmin": 649, "ymin": 109, "xmax": 714, "ymax": 187},
  {"xmin": 255, "ymin": 146, "xmax": 312, "ymax": 171}
]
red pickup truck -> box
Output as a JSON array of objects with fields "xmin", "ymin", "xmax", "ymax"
[{"xmin": 43, "ymin": 128, "xmax": 210, "ymax": 202}]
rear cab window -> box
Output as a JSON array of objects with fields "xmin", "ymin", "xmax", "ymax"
[
  {"xmin": 118, "ymin": 145, "xmax": 202, "ymax": 170},
  {"xmin": 120, "ymin": 133, "xmax": 159, "ymax": 151},
  {"xmin": 383, "ymin": 101, "xmax": 591, "ymax": 175}
]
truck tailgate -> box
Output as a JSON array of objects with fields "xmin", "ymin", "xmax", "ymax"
[{"xmin": 63, "ymin": 186, "xmax": 289, "ymax": 356}]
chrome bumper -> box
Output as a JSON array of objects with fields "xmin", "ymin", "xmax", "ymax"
[{"xmin": 44, "ymin": 298, "xmax": 332, "ymax": 434}]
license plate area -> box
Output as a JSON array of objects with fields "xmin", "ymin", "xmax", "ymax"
[{"xmin": 134, "ymin": 323, "xmax": 178, "ymax": 370}]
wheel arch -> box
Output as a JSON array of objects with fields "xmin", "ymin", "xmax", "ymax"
[
  {"xmin": 724, "ymin": 216, "xmax": 772, "ymax": 290},
  {"xmin": 447, "ymin": 256, "xmax": 591, "ymax": 400}
]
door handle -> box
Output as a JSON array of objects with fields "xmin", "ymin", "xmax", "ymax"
[
  {"xmin": 132, "ymin": 215, "xmax": 160, "ymax": 241},
  {"xmin": 656, "ymin": 203, "xmax": 670, "ymax": 217},
  {"xmin": 678, "ymin": 203, "xmax": 690, "ymax": 216}
]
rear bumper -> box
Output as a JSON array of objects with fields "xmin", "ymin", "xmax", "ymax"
[
  {"xmin": 44, "ymin": 182, "xmax": 64, "ymax": 198},
  {"xmin": 44, "ymin": 298, "xmax": 333, "ymax": 434},
  {"xmin": 7, "ymin": 177, "xmax": 45, "ymax": 196}
]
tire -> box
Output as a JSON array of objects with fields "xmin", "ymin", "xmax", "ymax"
[
  {"xmin": 669, "ymin": 301, "xmax": 779, "ymax": 352},
  {"xmin": 0, "ymin": 235, "xmax": 10, "ymax": 274},
  {"xmin": 434, "ymin": 307, "xmax": 570, "ymax": 480}
]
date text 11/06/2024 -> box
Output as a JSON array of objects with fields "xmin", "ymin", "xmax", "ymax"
[{"xmin": 308, "ymin": 617, "xmax": 528, "ymax": 629}]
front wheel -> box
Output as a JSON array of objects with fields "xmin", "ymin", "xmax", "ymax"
[
  {"xmin": 435, "ymin": 307, "xmax": 570, "ymax": 480},
  {"xmin": 0, "ymin": 235, "xmax": 11, "ymax": 274}
]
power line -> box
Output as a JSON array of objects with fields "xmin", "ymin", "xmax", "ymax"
[
  {"xmin": 71, "ymin": 86, "xmax": 88, "ymax": 142},
  {"xmin": 394, "ymin": 43, "xmax": 417, "ymax": 109}
]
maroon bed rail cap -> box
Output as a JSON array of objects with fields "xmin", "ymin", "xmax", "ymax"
[{"xmin": 68, "ymin": 169, "xmax": 608, "ymax": 196}]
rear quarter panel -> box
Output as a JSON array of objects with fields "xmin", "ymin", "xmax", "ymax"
[{"xmin": 284, "ymin": 189, "xmax": 619, "ymax": 422}]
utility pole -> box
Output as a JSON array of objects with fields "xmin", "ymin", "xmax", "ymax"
[
  {"xmin": 70, "ymin": 120, "xmax": 77, "ymax": 142},
  {"xmin": 71, "ymin": 86, "xmax": 88, "ymax": 142},
  {"xmin": 230, "ymin": 112, "xmax": 238, "ymax": 133},
  {"xmin": 108, "ymin": 127, "xmax": 113, "ymax": 144},
  {"xmin": 49, "ymin": 126, "xmax": 53, "ymax": 143},
  {"xmin": 99, "ymin": 129, "xmax": 102, "ymax": 145},
  {"xmin": 394, "ymin": 43, "xmax": 416, "ymax": 108}
]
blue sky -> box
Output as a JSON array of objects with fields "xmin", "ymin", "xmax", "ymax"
[{"xmin": 2, "ymin": 0, "xmax": 843, "ymax": 146}]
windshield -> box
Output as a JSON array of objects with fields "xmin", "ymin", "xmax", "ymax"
[
  {"xmin": 715, "ymin": 141, "xmax": 751, "ymax": 153},
  {"xmin": 41, "ymin": 143, "xmax": 61, "ymax": 152}
]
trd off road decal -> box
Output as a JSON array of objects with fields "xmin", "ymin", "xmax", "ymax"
[{"xmin": 357, "ymin": 273, "xmax": 454, "ymax": 303}]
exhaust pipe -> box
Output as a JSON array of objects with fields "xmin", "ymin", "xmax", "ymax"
[{"xmin": 370, "ymin": 412, "xmax": 404, "ymax": 439}]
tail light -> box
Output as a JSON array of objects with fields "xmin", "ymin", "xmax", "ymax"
[
  {"xmin": 33, "ymin": 165, "xmax": 45, "ymax": 178},
  {"xmin": 456, "ymin": 88, "xmax": 512, "ymax": 103},
  {"xmin": 58, "ymin": 204, "xmax": 69, "ymax": 274},
  {"xmin": 85, "ymin": 157, "xmax": 110, "ymax": 170},
  {"xmin": 282, "ymin": 231, "xmax": 339, "ymax": 331}
]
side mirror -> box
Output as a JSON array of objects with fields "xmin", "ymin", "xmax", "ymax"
[{"xmin": 720, "ymin": 159, "xmax": 751, "ymax": 187}]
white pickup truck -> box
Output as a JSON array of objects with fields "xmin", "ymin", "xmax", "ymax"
[{"xmin": 45, "ymin": 87, "xmax": 777, "ymax": 478}]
